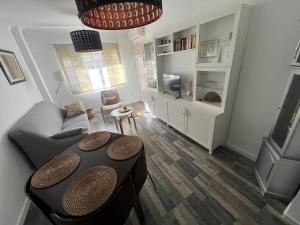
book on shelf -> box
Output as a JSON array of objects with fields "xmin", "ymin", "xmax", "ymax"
[
  {"xmin": 191, "ymin": 34, "xmax": 196, "ymax": 49},
  {"xmin": 173, "ymin": 34, "xmax": 196, "ymax": 52}
]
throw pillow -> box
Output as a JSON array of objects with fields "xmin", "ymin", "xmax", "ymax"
[
  {"xmin": 51, "ymin": 127, "xmax": 87, "ymax": 139},
  {"xmin": 64, "ymin": 102, "xmax": 85, "ymax": 118}
]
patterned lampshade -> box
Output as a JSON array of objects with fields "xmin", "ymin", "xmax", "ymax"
[
  {"xmin": 70, "ymin": 30, "xmax": 103, "ymax": 52},
  {"xmin": 74, "ymin": 0, "xmax": 163, "ymax": 30}
]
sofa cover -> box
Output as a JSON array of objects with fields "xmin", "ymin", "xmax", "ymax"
[{"xmin": 8, "ymin": 101, "xmax": 90, "ymax": 168}]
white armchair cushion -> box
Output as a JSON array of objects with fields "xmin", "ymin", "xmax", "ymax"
[{"xmin": 101, "ymin": 102, "xmax": 123, "ymax": 111}]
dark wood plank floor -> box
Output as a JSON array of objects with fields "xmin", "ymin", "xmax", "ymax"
[{"xmin": 24, "ymin": 103, "xmax": 289, "ymax": 225}]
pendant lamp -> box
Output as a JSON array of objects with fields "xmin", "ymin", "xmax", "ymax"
[
  {"xmin": 74, "ymin": 0, "xmax": 163, "ymax": 30},
  {"xmin": 70, "ymin": 29, "xmax": 103, "ymax": 52}
]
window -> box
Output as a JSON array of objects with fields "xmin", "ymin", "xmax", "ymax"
[{"xmin": 54, "ymin": 43, "xmax": 126, "ymax": 94}]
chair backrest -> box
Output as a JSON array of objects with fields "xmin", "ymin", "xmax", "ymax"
[{"xmin": 101, "ymin": 90, "xmax": 121, "ymax": 106}]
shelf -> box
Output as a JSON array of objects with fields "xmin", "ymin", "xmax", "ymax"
[
  {"xmin": 157, "ymin": 48, "xmax": 195, "ymax": 57},
  {"xmin": 195, "ymin": 62, "xmax": 231, "ymax": 69},
  {"xmin": 157, "ymin": 43, "xmax": 172, "ymax": 48},
  {"xmin": 157, "ymin": 52, "xmax": 174, "ymax": 56}
]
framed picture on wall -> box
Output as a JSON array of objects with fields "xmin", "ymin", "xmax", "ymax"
[
  {"xmin": 0, "ymin": 49, "xmax": 26, "ymax": 85},
  {"xmin": 291, "ymin": 40, "xmax": 300, "ymax": 67}
]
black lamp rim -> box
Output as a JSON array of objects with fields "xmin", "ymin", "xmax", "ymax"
[
  {"xmin": 70, "ymin": 29, "xmax": 100, "ymax": 35},
  {"xmin": 76, "ymin": 0, "xmax": 162, "ymax": 19},
  {"xmin": 79, "ymin": 11, "xmax": 163, "ymax": 30}
]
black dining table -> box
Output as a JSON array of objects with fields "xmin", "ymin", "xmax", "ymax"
[{"xmin": 25, "ymin": 132, "xmax": 148, "ymax": 225}]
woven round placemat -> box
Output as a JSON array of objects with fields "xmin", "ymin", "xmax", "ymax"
[
  {"xmin": 31, "ymin": 154, "xmax": 80, "ymax": 189},
  {"xmin": 107, "ymin": 136, "xmax": 143, "ymax": 161},
  {"xmin": 62, "ymin": 166, "xmax": 117, "ymax": 217},
  {"xmin": 79, "ymin": 131, "xmax": 111, "ymax": 151}
]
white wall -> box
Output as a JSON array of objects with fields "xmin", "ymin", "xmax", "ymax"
[
  {"xmin": 0, "ymin": 21, "xmax": 42, "ymax": 225},
  {"xmin": 20, "ymin": 27, "xmax": 142, "ymax": 109},
  {"xmin": 227, "ymin": 0, "xmax": 300, "ymax": 159}
]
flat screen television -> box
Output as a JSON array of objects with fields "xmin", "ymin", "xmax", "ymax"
[{"xmin": 163, "ymin": 74, "xmax": 182, "ymax": 98}]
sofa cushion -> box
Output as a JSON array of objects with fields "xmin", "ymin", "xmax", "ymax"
[
  {"xmin": 63, "ymin": 113, "xmax": 89, "ymax": 131},
  {"xmin": 10, "ymin": 101, "xmax": 64, "ymax": 137},
  {"xmin": 51, "ymin": 127, "xmax": 87, "ymax": 139},
  {"xmin": 64, "ymin": 102, "xmax": 85, "ymax": 119}
]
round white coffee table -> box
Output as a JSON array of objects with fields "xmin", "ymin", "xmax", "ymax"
[{"xmin": 111, "ymin": 107, "xmax": 137, "ymax": 135}]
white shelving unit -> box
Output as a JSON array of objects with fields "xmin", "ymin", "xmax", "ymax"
[{"xmin": 144, "ymin": 4, "xmax": 253, "ymax": 154}]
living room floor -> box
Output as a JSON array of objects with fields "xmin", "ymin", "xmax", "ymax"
[{"xmin": 24, "ymin": 103, "xmax": 288, "ymax": 225}]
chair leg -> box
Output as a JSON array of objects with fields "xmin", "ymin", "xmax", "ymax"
[
  {"xmin": 147, "ymin": 171, "xmax": 157, "ymax": 190},
  {"xmin": 119, "ymin": 118, "xmax": 124, "ymax": 135},
  {"xmin": 101, "ymin": 108, "xmax": 105, "ymax": 121}
]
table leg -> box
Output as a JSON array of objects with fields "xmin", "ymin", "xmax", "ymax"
[
  {"xmin": 147, "ymin": 171, "xmax": 157, "ymax": 190},
  {"xmin": 132, "ymin": 114, "xmax": 137, "ymax": 130},
  {"xmin": 129, "ymin": 175, "xmax": 145, "ymax": 223},
  {"xmin": 114, "ymin": 118, "xmax": 119, "ymax": 130},
  {"xmin": 119, "ymin": 118, "xmax": 124, "ymax": 135},
  {"xmin": 128, "ymin": 117, "xmax": 131, "ymax": 124}
]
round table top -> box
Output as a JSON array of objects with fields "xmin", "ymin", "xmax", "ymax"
[{"xmin": 111, "ymin": 107, "xmax": 133, "ymax": 118}]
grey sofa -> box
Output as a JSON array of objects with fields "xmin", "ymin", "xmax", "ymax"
[{"xmin": 9, "ymin": 101, "xmax": 90, "ymax": 168}]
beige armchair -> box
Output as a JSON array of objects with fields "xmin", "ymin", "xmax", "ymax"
[{"xmin": 101, "ymin": 89, "xmax": 123, "ymax": 120}]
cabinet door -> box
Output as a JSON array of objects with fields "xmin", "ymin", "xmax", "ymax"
[
  {"xmin": 168, "ymin": 100, "xmax": 185, "ymax": 133},
  {"xmin": 155, "ymin": 95, "xmax": 168, "ymax": 122},
  {"xmin": 186, "ymin": 107, "xmax": 212, "ymax": 148},
  {"xmin": 144, "ymin": 91, "xmax": 155, "ymax": 115}
]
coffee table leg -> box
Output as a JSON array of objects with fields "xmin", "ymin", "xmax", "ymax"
[
  {"xmin": 114, "ymin": 118, "xmax": 118, "ymax": 130},
  {"xmin": 119, "ymin": 118, "xmax": 124, "ymax": 135},
  {"xmin": 132, "ymin": 114, "xmax": 137, "ymax": 130}
]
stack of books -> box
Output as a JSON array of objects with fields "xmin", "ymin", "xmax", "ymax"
[{"xmin": 173, "ymin": 34, "xmax": 196, "ymax": 52}]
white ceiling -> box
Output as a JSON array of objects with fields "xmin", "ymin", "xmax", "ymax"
[{"xmin": 0, "ymin": 0, "xmax": 258, "ymax": 27}]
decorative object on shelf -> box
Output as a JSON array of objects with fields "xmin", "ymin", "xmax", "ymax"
[
  {"xmin": 199, "ymin": 40, "xmax": 220, "ymax": 60},
  {"xmin": 291, "ymin": 40, "xmax": 300, "ymax": 67},
  {"xmin": 191, "ymin": 34, "xmax": 196, "ymax": 49},
  {"xmin": 204, "ymin": 91, "xmax": 222, "ymax": 103},
  {"xmin": 74, "ymin": 0, "xmax": 163, "ymax": 30},
  {"xmin": 220, "ymin": 45, "xmax": 232, "ymax": 63},
  {"xmin": 185, "ymin": 81, "xmax": 193, "ymax": 97},
  {"xmin": 0, "ymin": 49, "xmax": 26, "ymax": 85},
  {"xmin": 70, "ymin": 30, "xmax": 103, "ymax": 52}
]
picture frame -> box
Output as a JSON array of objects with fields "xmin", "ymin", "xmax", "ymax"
[
  {"xmin": 0, "ymin": 49, "xmax": 26, "ymax": 85},
  {"xmin": 291, "ymin": 40, "xmax": 300, "ymax": 67}
]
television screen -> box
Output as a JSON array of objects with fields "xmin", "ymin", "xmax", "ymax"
[{"xmin": 163, "ymin": 74, "xmax": 181, "ymax": 97}]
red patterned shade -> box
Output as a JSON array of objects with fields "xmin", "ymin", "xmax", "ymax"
[{"xmin": 75, "ymin": 0, "xmax": 163, "ymax": 30}]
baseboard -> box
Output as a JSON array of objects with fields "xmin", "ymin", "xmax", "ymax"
[
  {"xmin": 16, "ymin": 198, "xmax": 30, "ymax": 225},
  {"xmin": 225, "ymin": 142, "xmax": 257, "ymax": 161},
  {"xmin": 283, "ymin": 213, "xmax": 300, "ymax": 225}
]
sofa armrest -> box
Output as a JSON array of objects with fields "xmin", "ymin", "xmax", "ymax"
[{"xmin": 9, "ymin": 130, "xmax": 88, "ymax": 168}]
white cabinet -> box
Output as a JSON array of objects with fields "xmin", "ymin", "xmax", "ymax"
[
  {"xmin": 144, "ymin": 90, "xmax": 227, "ymax": 154},
  {"xmin": 168, "ymin": 100, "xmax": 186, "ymax": 133},
  {"xmin": 155, "ymin": 95, "xmax": 168, "ymax": 122},
  {"xmin": 186, "ymin": 107, "xmax": 213, "ymax": 149}
]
